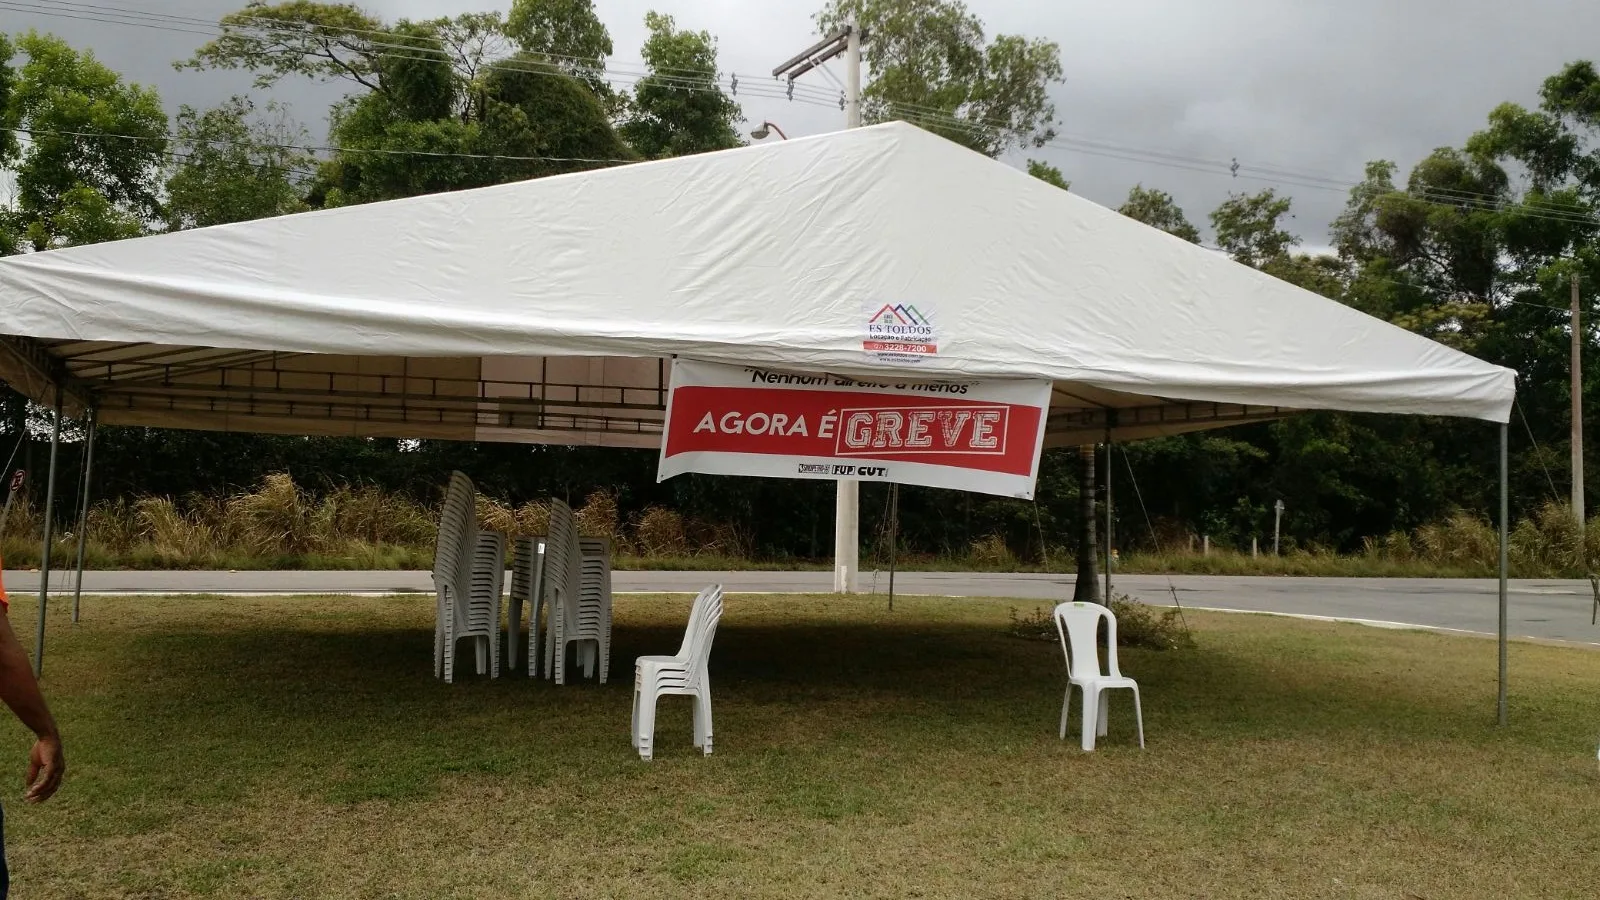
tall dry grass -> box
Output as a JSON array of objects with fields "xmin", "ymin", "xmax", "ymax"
[
  {"xmin": 5, "ymin": 475, "xmax": 1600, "ymax": 576},
  {"xmin": 0, "ymin": 474, "xmax": 752, "ymax": 570}
]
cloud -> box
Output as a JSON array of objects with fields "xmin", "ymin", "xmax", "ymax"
[{"xmin": 5, "ymin": 0, "xmax": 1597, "ymax": 246}]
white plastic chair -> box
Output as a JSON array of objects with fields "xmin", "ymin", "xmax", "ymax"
[
  {"xmin": 506, "ymin": 536, "xmax": 544, "ymax": 673},
  {"xmin": 574, "ymin": 537, "xmax": 614, "ymax": 681},
  {"xmin": 633, "ymin": 585, "xmax": 724, "ymax": 760},
  {"xmin": 1053, "ymin": 601, "xmax": 1144, "ymax": 751},
  {"xmin": 541, "ymin": 500, "xmax": 615, "ymax": 685},
  {"xmin": 433, "ymin": 472, "xmax": 505, "ymax": 683}
]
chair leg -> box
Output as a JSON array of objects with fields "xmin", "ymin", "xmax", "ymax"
[
  {"xmin": 1097, "ymin": 689, "xmax": 1110, "ymax": 738},
  {"xmin": 534, "ymin": 592, "xmax": 547, "ymax": 675},
  {"xmin": 631, "ymin": 679, "xmax": 642, "ymax": 748},
  {"xmin": 506, "ymin": 594, "xmax": 521, "ymax": 671},
  {"xmin": 599, "ymin": 636, "xmax": 611, "ymax": 686},
  {"xmin": 1080, "ymin": 688, "xmax": 1098, "ymax": 752},
  {"xmin": 697, "ymin": 685, "xmax": 713, "ymax": 756},
  {"xmin": 490, "ymin": 626, "xmax": 501, "ymax": 680},
  {"xmin": 434, "ymin": 598, "xmax": 446, "ymax": 679},
  {"xmin": 1059, "ymin": 684, "xmax": 1073, "ymax": 740},
  {"xmin": 476, "ymin": 636, "xmax": 488, "ymax": 676},
  {"xmin": 1132, "ymin": 686, "xmax": 1145, "ymax": 749},
  {"xmin": 637, "ymin": 690, "xmax": 659, "ymax": 761},
  {"xmin": 443, "ymin": 620, "xmax": 456, "ymax": 685},
  {"xmin": 582, "ymin": 642, "xmax": 596, "ymax": 680}
]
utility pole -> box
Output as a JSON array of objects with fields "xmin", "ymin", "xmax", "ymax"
[
  {"xmin": 1273, "ymin": 499, "xmax": 1285, "ymax": 556},
  {"xmin": 774, "ymin": 24, "xmax": 864, "ymax": 593},
  {"xmin": 1573, "ymin": 272, "xmax": 1584, "ymax": 525}
]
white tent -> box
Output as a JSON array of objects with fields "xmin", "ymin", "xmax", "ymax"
[
  {"xmin": 0, "ymin": 122, "xmax": 1511, "ymax": 439},
  {"xmin": 0, "ymin": 123, "xmax": 1516, "ymax": 715}
]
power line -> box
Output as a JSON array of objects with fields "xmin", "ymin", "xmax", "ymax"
[
  {"xmin": 0, "ymin": 0, "xmax": 846, "ymax": 106},
  {"xmin": 32, "ymin": 0, "xmax": 1574, "ymax": 225},
  {"xmin": 7, "ymin": 126, "xmax": 641, "ymax": 167},
  {"xmin": 11, "ymin": 0, "xmax": 1600, "ymax": 234},
  {"xmin": 888, "ymin": 105, "xmax": 1600, "ymax": 229}
]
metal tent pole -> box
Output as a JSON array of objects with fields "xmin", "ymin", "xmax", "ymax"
[
  {"xmin": 1104, "ymin": 436, "xmax": 1114, "ymax": 603},
  {"xmin": 34, "ymin": 386, "xmax": 63, "ymax": 678},
  {"xmin": 71, "ymin": 408, "xmax": 97, "ymax": 623},
  {"xmin": 887, "ymin": 483, "xmax": 899, "ymax": 612},
  {"xmin": 829, "ymin": 23, "xmax": 865, "ymax": 596},
  {"xmin": 1498, "ymin": 422, "xmax": 1509, "ymax": 727}
]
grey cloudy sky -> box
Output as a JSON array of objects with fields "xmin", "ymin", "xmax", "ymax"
[{"xmin": 4, "ymin": 0, "xmax": 1597, "ymax": 249}]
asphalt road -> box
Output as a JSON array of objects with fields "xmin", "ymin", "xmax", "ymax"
[{"xmin": 8, "ymin": 569, "xmax": 1599, "ymax": 646}]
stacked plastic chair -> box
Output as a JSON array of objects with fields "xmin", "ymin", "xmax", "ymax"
[
  {"xmin": 506, "ymin": 537, "xmax": 544, "ymax": 673},
  {"xmin": 575, "ymin": 537, "xmax": 614, "ymax": 682},
  {"xmin": 632, "ymin": 584, "xmax": 724, "ymax": 761},
  {"xmin": 432, "ymin": 471, "xmax": 505, "ymax": 683},
  {"xmin": 541, "ymin": 501, "xmax": 616, "ymax": 684}
]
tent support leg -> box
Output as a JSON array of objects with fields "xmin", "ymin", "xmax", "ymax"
[
  {"xmin": 834, "ymin": 480, "xmax": 858, "ymax": 594},
  {"xmin": 1497, "ymin": 421, "xmax": 1509, "ymax": 727},
  {"xmin": 1103, "ymin": 433, "xmax": 1114, "ymax": 604},
  {"xmin": 72, "ymin": 408, "xmax": 97, "ymax": 624},
  {"xmin": 34, "ymin": 386, "xmax": 62, "ymax": 679},
  {"xmin": 887, "ymin": 483, "xmax": 899, "ymax": 612}
]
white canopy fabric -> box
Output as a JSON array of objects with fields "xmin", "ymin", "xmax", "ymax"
[{"xmin": 0, "ymin": 121, "xmax": 1514, "ymax": 447}]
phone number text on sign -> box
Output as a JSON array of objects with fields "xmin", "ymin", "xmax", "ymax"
[{"xmin": 657, "ymin": 361, "xmax": 1052, "ymax": 499}]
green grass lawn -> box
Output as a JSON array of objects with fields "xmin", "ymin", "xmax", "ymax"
[{"xmin": 3, "ymin": 592, "xmax": 1597, "ymax": 898}]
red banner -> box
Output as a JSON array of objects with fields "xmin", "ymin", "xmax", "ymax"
[{"xmin": 658, "ymin": 361, "xmax": 1052, "ymax": 499}]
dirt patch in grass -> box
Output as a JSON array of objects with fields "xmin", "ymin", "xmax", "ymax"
[{"xmin": 3, "ymin": 592, "xmax": 1596, "ymax": 898}]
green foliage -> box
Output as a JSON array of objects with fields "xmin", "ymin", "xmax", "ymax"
[
  {"xmin": 1118, "ymin": 184, "xmax": 1201, "ymax": 243},
  {"xmin": 166, "ymin": 96, "xmax": 312, "ymax": 230},
  {"xmin": 5, "ymin": 31, "xmax": 166, "ymax": 250},
  {"xmin": 0, "ymin": 33, "xmax": 18, "ymax": 167},
  {"xmin": 213, "ymin": 4, "xmax": 640, "ymax": 207},
  {"xmin": 180, "ymin": 1, "xmax": 388, "ymax": 90},
  {"xmin": 816, "ymin": 0, "xmax": 1063, "ymax": 158},
  {"xmin": 1209, "ymin": 188, "xmax": 1297, "ymax": 267},
  {"xmin": 618, "ymin": 12, "xmax": 742, "ymax": 160},
  {"xmin": 1006, "ymin": 597, "xmax": 1194, "ymax": 651},
  {"xmin": 1025, "ymin": 159, "xmax": 1068, "ymax": 191},
  {"xmin": 505, "ymin": 0, "xmax": 612, "ymax": 94}
]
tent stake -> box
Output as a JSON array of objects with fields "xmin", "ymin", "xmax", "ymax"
[{"xmin": 72, "ymin": 408, "xmax": 97, "ymax": 624}]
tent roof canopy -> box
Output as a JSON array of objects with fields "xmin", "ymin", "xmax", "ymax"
[{"xmin": 0, "ymin": 122, "xmax": 1513, "ymax": 449}]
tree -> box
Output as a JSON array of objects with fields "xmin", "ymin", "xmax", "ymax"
[
  {"xmin": 188, "ymin": 5, "xmax": 635, "ymax": 207},
  {"xmin": 1025, "ymin": 159, "xmax": 1068, "ymax": 191},
  {"xmin": 1118, "ymin": 184, "xmax": 1200, "ymax": 243},
  {"xmin": 166, "ymin": 97, "xmax": 314, "ymax": 230},
  {"xmin": 505, "ymin": 0, "xmax": 612, "ymax": 95},
  {"xmin": 1209, "ymin": 189, "xmax": 1296, "ymax": 268},
  {"xmin": 0, "ymin": 33, "xmax": 20, "ymax": 257},
  {"xmin": 6, "ymin": 32, "xmax": 166, "ymax": 251},
  {"xmin": 181, "ymin": 2, "xmax": 389, "ymax": 90},
  {"xmin": 619, "ymin": 12, "xmax": 742, "ymax": 160},
  {"xmin": 816, "ymin": 0, "xmax": 1063, "ymax": 158}
]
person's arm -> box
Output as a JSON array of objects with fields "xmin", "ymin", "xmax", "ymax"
[{"xmin": 0, "ymin": 613, "xmax": 63, "ymax": 803}]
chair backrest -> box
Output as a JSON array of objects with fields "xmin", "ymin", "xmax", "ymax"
[
  {"xmin": 684, "ymin": 586, "xmax": 724, "ymax": 690},
  {"xmin": 434, "ymin": 471, "xmax": 476, "ymax": 593},
  {"xmin": 544, "ymin": 499, "xmax": 582, "ymax": 627},
  {"xmin": 674, "ymin": 584, "xmax": 716, "ymax": 658},
  {"xmin": 1052, "ymin": 601, "xmax": 1121, "ymax": 680}
]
